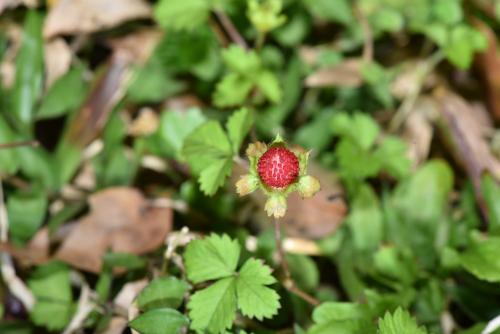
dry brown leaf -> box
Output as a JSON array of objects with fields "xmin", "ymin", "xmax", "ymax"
[
  {"xmin": 129, "ymin": 108, "xmax": 159, "ymax": 137},
  {"xmin": 164, "ymin": 94, "xmax": 204, "ymax": 112},
  {"xmin": 473, "ymin": 19, "xmax": 500, "ymax": 121},
  {"xmin": 0, "ymin": 23, "xmax": 22, "ymax": 89},
  {"xmin": 0, "ymin": 0, "xmax": 37, "ymax": 14},
  {"xmin": 55, "ymin": 188, "xmax": 172, "ymax": 273},
  {"xmin": 282, "ymin": 164, "xmax": 347, "ymax": 239},
  {"xmin": 102, "ymin": 317, "xmax": 129, "ymax": 334},
  {"xmin": 44, "ymin": 38, "xmax": 72, "ymax": 89},
  {"xmin": 402, "ymin": 97, "xmax": 438, "ymax": 168},
  {"xmin": 0, "ymin": 227, "xmax": 50, "ymax": 266},
  {"xmin": 43, "ymin": 0, "xmax": 152, "ymax": 39},
  {"xmin": 234, "ymin": 162, "xmax": 347, "ymax": 239},
  {"xmin": 437, "ymin": 90, "xmax": 500, "ymax": 218},
  {"xmin": 108, "ymin": 29, "xmax": 163, "ymax": 66},
  {"xmin": 305, "ymin": 59, "xmax": 363, "ymax": 88}
]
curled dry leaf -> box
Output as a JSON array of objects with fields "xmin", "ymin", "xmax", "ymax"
[
  {"xmin": 437, "ymin": 90, "xmax": 500, "ymax": 218},
  {"xmin": 402, "ymin": 97, "xmax": 438, "ymax": 168},
  {"xmin": 43, "ymin": 0, "xmax": 152, "ymax": 39},
  {"xmin": 44, "ymin": 38, "xmax": 72, "ymax": 89},
  {"xmin": 234, "ymin": 162, "xmax": 347, "ymax": 239},
  {"xmin": 55, "ymin": 188, "xmax": 172, "ymax": 273}
]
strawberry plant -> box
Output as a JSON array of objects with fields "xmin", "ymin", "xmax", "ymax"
[{"xmin": 0, "ymin": 0, "xmax": 500, "ymax": 334}]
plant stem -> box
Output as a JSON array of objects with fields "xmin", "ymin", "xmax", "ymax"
[
  {"xmin": 0, "ymin": 140, "xmax": 38, "ymax": 149},
  {"xmin": 213, "ymin": 9, "xmax": 248, "ymax": 50},
  {"xmin": 273, "ymin": 218, "xmax": 320, "ymax": 306}
]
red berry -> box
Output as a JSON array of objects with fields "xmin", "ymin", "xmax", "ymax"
[{"xmin": 257, "ymin": 147, "xmax": 299, "ymax": 188}]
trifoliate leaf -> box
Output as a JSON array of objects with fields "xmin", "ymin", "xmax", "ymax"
[
  {"xmin": 137, "ymin": 276, "xmax": 189, "ymax": 311},
  {"xmin": 157, "ymin": 108, "xmax": 207, "ymax": 159},
  {"xmin": 185, "ymin": 234, "xmax": 240, "ymax": 284},
  {"xmin": 214, "ymin": 73, "xmax": 254, "ymax": 108},
  {"xmin": 236, "ymin": 258, "xmax": 280, "ymax": 320},
  {"xmin": 182, "ymin": 120, "xmax": 234, "ymax": 195},
  {"xmin": 226, "ymin": 108, "xmax": 254, "ymax": 154},
  {"xmin": 247, "ymin": 0, "xmax": 286, "ymax": 33},
  {"xmin": 460, "ymin": 237, "xmax": 500, "ymax": 283},
  {"xmin": 130, "ymin": 308, "xmax": 189, "ymax": 334},
  {"xmin": 256, "ymin": 70, "xmax": 282, "ymax": 103},
  {"xmin": 331, "ymin": 113, "xmax": 380, "ymax": 150},
  {"xmin": 154, "ymin": 0, "xmax": 211, "ymax": 31},
  {"xmin": 377, "ymin": 308, "xmax": 427, "ymax": 334},
  {"xmin": 373, "ymin": 137, "xmax": 411, "ymax": 179},
  {"xmin": 188, "ymin": 277, "xmax": 238, "ymax": 334},
  {"xmin": 222, "ymin": 45, "xmax": 261, "ymax": 74},
  {"xmin": 199, "ymin": 158, "xmax": 234, "ymax": 196},
  {"xmin": 308, "ymin": 302, "xmax": 373, "ymax": 334},
  {"xmin": 28, "ymin": 262, "xmax": 74, "ymax": 331},
  {"xmin": 182, "ymin": 121, "xmax": 232, "ymax": 173}
]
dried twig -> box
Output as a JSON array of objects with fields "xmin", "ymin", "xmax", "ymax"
[
  {"xmin": 0, "ymin": 140, "xmax": 39, "ymax": 149},
  {"xmin": 62, "ymin": 283, "xmax": 94, "ymax": 334},
  {"xmin": 213, "ymin": 9, "xmax": 248, "ymax": 50}
]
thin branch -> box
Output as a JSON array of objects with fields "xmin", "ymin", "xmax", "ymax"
[
  {"xmin": 354, "ymin": 4, "xmax": 373, "ymax": 63},
  {"xmin": 213, "ymin": 9, "xmax": 248, "ymax": 50},
  {"xmin": 0, "ymin": 140, "xmax": 39, "ymax": 149},
  {"xmin": 273, "ymin": 218, "xmax": 320, "ymax": 306}
]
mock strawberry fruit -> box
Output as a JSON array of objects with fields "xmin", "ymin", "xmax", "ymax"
[
  {"xmin": 257, "ymin": 147, "xmax": 299, "ymax": 188},
  {"xmin": 236, "ymin": 135, "xmax": 320, "ymax": 218}
]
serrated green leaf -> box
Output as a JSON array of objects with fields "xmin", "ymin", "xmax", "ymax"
[
  {"xmin": 213, "ymin": 73, "xmax": 254, "ymax": 107},
  {"xmin": 445, "ymin": 25, "xmax": 487, "ymax": 69},
  {"xmin": 226, "ymin": 108, "xmax": 254, "ymax": 154},
  {"xmin": 28, "ymin": 262, "xmax": 73, "ymax": 331},
  {"xmin": 331, "ymin": 113, "xmax": 380, "ymax": 150},
  {"xmin": 182, "ymin": 120, "xmax": 232, "ymax": 174},
  {"xmin": 432, "ymin": 0, "xmax": 462, "ymax": 25},
  {"xmin": 304, "ymin": 0, "xmax": 353, "ymax": 24},
  {"xmin": 373, "ymin": 137, "xmax": 410, "ymax": 179},
  {"xmin": 256, "ymin": 70, "xmax": 282, "ymax": 103},
  {"xmin": 137, "ymin": 277, "xmax": 189, "ymax": 311},
  {"xmin": 377, "ymin": 308, "xmax": 427, "ymax": 334},
  {"xmin": 308, "ymin": 302, "xmax": 373, "ymax": 334},
  {"xmin": 157, "ymin": 108, "xmax": 206, "ymax": 158},
  {"xmin": 37, "ymin": 65, "xmax": 86, "ymax": 119},
  {"xmin": 236, "ymin": 258, "xmax": 280, "ymax": 320},
  {"xmin": 130, "ymin": 308, "xmax": 188, "ymax": 334},
  {"xmin": 188, "ymin": 277, "xmax": 237, "ymax": 334},
  {"xmin": 185, "ymin": 234, "xmax": 240, "ymax": 284},
  {"xmin": 199, "ymin": 157, "xmax": 233, "ymax": 196},
  {"xmin": 222, "ymin": 45, "xmax": 261, "ymax": 74},
  {"xmin": 154, "ymin": 0, "xmax": 210, "ymax": 31},
  {"xmin": 460, "ymin": 237, "xmax": 500, "ymax": 282}
]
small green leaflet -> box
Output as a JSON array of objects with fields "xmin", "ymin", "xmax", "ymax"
[
  {"xmin": 213, "ymin": 45, "xmax": 282, "ymax": 107},
  {"xmin": 185, "ymin": 234, "xmax": 241, "ymax": 284},
  {"xmin": 28, "ymin": 262, "xmax": 74, "ymax": 331},
  {"xmin": 460, "ymin": 236, "xmax": 500, "ymax": 283},
  {"xmin": 129, "ymin": 308, "xmax": 189, "ymax": 334},
  {"xmin": 181, "ymin": 108, "xmax": 253, "ymax": 196},
  {"xmin": 185, "ymin": 234, "xmax": 280, "ymax": 333},
  {"xmin": 307, "ymin": 302, "xmax": 374, "ymax": 334},
  {"xmin": 377, "ymin": 308, "xmax": 427, "ymax": 334},
  {"xmin": 154, "ymin": 0, "xmax": 211, "ymax": 31}
]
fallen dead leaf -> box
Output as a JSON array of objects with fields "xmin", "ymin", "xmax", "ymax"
[
  {"xmin": 0, "ymin": 0, "xmax": 37, "ymax": 14},
  {"xmin": 164, "ymin": 94, "xmax": 204, "ymax": 112},
  {"xmin": 305, "ymin": 59, "xmax": 363, "ymax": 88},
  {"xmin": 234, "ymin": 162, "xmax": 347, "ymax": 239},
  {"xmin": 55, "ymin": 188, "xmax": 172, "ymax": 273},
  {"xmin": 44, "ymin": 38, "xmax": 72, "ymax": 89},
  {"xmin": 43, "ymin": 0, "xmax": 152, "ymax": 39},
  {"xmin": 101, "ymin": 317, "xmax": 129, "ymax": 334},
  {"xmin": 108, "ymin": 29, "xmax": 163, "ymax": 66},
  {"xmin": 402, "ymin": 97, "xmax": 438, "ymax": 168},
  {"xmin": 437, "ymin": 89, "xmax": 500, "ymax": 219},
  {"xmin": 129, "ymin": 108, "xmax": 160, "ymax": 137},
  {"xmin": 473, "ymin": 19, "xmax": 500, "ymax": 121},
  {"xmin": 0, "ymin": 228, "xmax": 49, "ymax": 266},
  {"xmin": 113, "ymin": 279, "xmax": 148, "ymax": 316}
]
